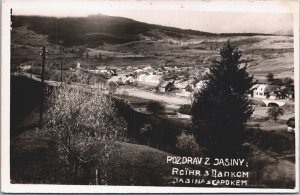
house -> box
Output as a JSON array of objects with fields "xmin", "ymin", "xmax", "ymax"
[
  {"xmin": 252, "ymin": 84, "xmax": 280, "ymax": 99},
  {"xmin": 159, "ymin": 81, "xmax": 174, "ymax": 92},
  {"xmin": 174, "ymin": 80, "xmax": 194, "ymax": 92},
  {"xmin": 143, "ymin": 75, "xmax": 162, "ymax": 85},
  {"xmin": 137, "ymin": 74, "xmax": 162, "ymax": 86},
  {"xmin": 99, "ymin": 69, "xmax": 109, "ymax": 74},
  {"xmin": 19, "ymin": 64, "xmax": 31, "ymax": 71},
  {"xmin": 134, "ymin": 69, "xmax": 144, "ymax": 75},
  {"xmin": 124, "ymin": 76, "xmax": 135, "ymax": 84},
  {"xmin": 143, "ymin": 66, "xmax": 152, "ymax": 71},
  {"xmin": 174, "ymin": 79, "xmax": 186, "ymax": 88},
  {"xmin": 118, "ymin": 75, "xmax": 134, "ymax": 84}
]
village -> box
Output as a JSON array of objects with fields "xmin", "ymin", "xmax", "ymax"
[
  {"xmin": 17, "ymin": 58, "xmax": 295, "ymax": 134},
  {"xmin": 19, "ymin": 60, "xmax": 295, "ymax": 104},
  {"xmin": 70, "ymin": 62, "xmax": 294, "ymax": 102}
]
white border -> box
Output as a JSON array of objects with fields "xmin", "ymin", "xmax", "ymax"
[{"xmin": 1, "ymin": 0, "xmax": 299, "ymax": 193}]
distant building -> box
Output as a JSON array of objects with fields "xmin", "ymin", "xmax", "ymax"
[
  {"xmin": 118, "ymin": 75, "xmax": 135, "ymax": 84},
  {"xmin": 19, "ymin": 64, "xmax": 31, "ymax": 71},
  {"xmin": 159, "ymin": 81, "xmax": 174, "ymax": 92},
  {"xmin": 174, "ymin": 79, "xmax": 186, "ymax": 88},
  {"xmin": 252, "ymin": 84, "xmax": 280, "ymax": 99},
  {"xmin": 137, "ymin": 74, "xmax": 162, "ymax": 86},
  {"xmin": 143, "ymin": 66, "xmax": 152, "ymax": 71},
  {"xmin": 134, "ymin": 69, "xmax": 144, "ymax": 75},
  {"xmin": 174, "ymin": 80, "xmax": 194, "ymax": 92}
]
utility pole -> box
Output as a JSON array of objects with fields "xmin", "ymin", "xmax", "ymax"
[
  {"xmin": 41, "ymin": 46, "xmax": 46, "ymax": 84},
  {"xmin": 60, "ymin": 46, "xmax": 64, "ymax": 86},
  {"xmin": 39, "ymin": 46, "xmax": 47, "ymax": 128}
]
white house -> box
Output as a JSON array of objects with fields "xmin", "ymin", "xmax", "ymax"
[
  {"xmin": 143, "ymin": 75, "xmax": 162, "ymax": 85},
  {"xmin": 159, "ymin": 81, "xmax": 174, "ymax": 92},
  {"xmin": 174, "ymin": 79, "xmax": 186, "ymax": 88},
  {"xmin": 134, "ymin": 69, "xmax": 144, "ymax": 75},
  {"xmin": 19, "ymin": 64, "xmax": 31, "ymax": 71},
  {"xmin": 252, "ymin": 84, "xmax": 280, "ymax": 99},
  {"xmin": 143, "ymin": 66, "xmax": 152, "ymax": 71}
]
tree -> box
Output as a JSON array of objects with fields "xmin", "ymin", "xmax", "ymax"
[
  {"xmin": 108, "ymin": 81, "xmax": 118, "ymax": 94},
  {"xmin": 140, "ymin": 123, "xmax": 152, "ymax": 146},
  {"xmin": 267, "ymin": 107, "xmax": 284, "ymax": 122},
  {"xmin": 176, "ymin": 131, "xmax": 200, "ymax": 156},
  {"xmin": 146, "ymin": 101, "xmax": 165, "ymax": 115},
  {"xmin": 191, "ymin": 40, "xmax": 256, "ymax": 155},
  {"xmin": 283, "ymin": 77, "xmax": 293, "ymax": 86},
  {"xmin": 178, "ymin": 104, "xmax": 192, "ymax": 115},
  {"xmin": 266, "ymin": 73, "xmax": 274, "ymax": 83},
  {"xmin": 44, "ymin": 85, "xmax": 127, "ymax": 184}
]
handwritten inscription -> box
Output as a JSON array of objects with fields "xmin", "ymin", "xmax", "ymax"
[
  {"xmin": 167, "ymin": 156, "xmax": 247, "ymax": 167},
  {"xmin": 167, "ymin": 156, "xmax": 249, "ymax": 187}
]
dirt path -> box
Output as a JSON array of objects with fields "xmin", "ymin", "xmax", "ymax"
[{"xmin": 116, "ymin": 87, "xmax": 191, "ymax": 105}]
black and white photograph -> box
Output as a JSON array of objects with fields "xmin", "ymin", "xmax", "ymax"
[{"xmin": 1, "ymin": 0, "xmax": 299, "ymax": 193}]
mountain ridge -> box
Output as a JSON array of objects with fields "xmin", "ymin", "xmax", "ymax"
[{"xmin": 12, "ymin": 14, "xmax": 279, "ymax": 47}]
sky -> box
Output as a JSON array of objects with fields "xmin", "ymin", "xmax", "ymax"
[{"xmin": 11, "ymin": 0, "xmax": 295, "ymax": 35}]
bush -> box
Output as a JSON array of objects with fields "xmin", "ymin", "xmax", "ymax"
[
  {"xmin": 146, "ymin": 101, "xmax": 165, "ymax": 115},
  {"xmin": 44, "ymin": 85, "xmax": 127, "ymax": 184},
  {"xmin": 178, "ymin": 104, "xmax": 192, "ymax": 115},
  {"xmin": 176, "ymin": 131, "xmax": 200, "ymax": 156},
  {"xmin": 267, "ymin": 107, "xmax": 284, "ymax": 122},
  {"xmin": 250, "ymin": 99, "xmax": 266, "ymax": 107},
  {"xmin": 140, "ymin": 123, "xmax": 152, "ymax": 146}
]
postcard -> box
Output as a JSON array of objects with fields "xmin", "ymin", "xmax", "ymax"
[{"xmin": 1, "ymin": 0, "xmax": 299, "ymax": 193}]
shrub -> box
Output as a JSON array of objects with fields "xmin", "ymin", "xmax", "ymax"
[
  {"xmin": 176, "ymin": 131, "xmax": 200, "ymax": 156},
  {"xmin": 146, "ymin": 101, "xmax": 165, "ymax": 115},
  {"xmin": 267, "ymin": 107, "xmax": 284, "ymax": 122},
  {"xmin": 178, "ymin": 104, "xmax": 192, "ymax": 115},
  {"xmin": 140, "ymin": 123, "xmax": 152, "ymax": 146},
  {"xmin": 44, "ymin": 85, "xmax": 127, "ymax": 184}
]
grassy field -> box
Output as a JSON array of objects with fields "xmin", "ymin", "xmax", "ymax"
[{"xmin": 11, "ymin": 127, "xmax": 177, "ymax": 185}]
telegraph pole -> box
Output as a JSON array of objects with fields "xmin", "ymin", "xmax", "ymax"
[
  {"xmin": 41, "ymin": 46, "xmax": 46, "ymax": 84},
  {"xmin": 39, "ymin": 46, "xmax": 47, "ymax": 128},
  {"xmin": 60, "ymin": 46, "xmax": 64, "ymax": 86}
]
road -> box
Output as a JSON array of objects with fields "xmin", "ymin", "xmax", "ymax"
[{"xmin": 116, "ymin": 86, "xmax": 191, "ymax": 105}]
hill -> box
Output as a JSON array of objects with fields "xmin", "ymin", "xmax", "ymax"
[
  {"xmin": 11, "ymin": 14, "xmax": 294, "ymax": 80},
  {"xmin": 12, "ymin": 14, "xmax": 215, "ymax": 46}
]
